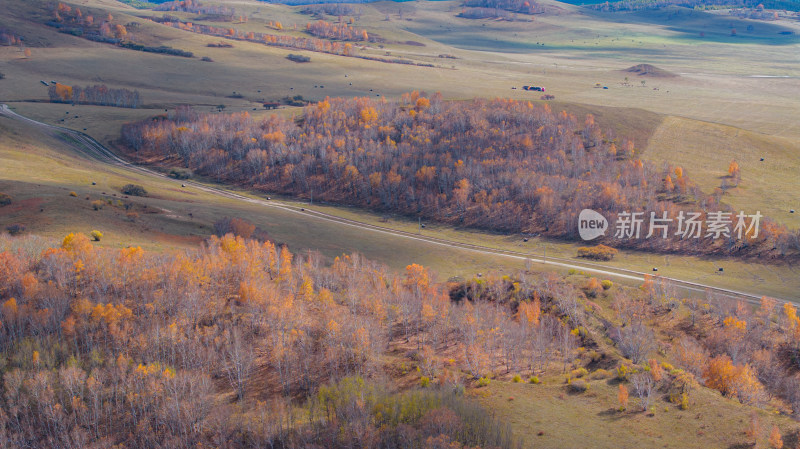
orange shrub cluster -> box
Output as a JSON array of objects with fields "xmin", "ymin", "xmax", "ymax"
[{"xmin": 577, "ymin": 244, "xmax": 619, "ymax": 261}]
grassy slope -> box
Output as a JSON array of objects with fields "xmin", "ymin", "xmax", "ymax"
[
  {"xmin": 644, "ymin": 116, "xmax": 800, "ymax": 229},
  {"xmin": 477, "ymin": 379, "xmax": 798, "ymax": 449}
]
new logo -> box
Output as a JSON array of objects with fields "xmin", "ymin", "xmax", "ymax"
[{"xmin": 578, "ymin": 209, "xmax": 608, "ymax": 241}]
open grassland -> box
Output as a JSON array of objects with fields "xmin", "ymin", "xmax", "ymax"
[
  {"xmin": 644, "ymin": 116, "xmax": 800, "ymax": 229},
  {"xmin": 476, "ymin": 379, "xmax": 799, "ymax": 449}
]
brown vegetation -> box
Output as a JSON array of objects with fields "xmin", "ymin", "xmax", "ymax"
[
  {"xmin": 121, "ymin": 94, "xmax": 799, "ymax": 259},
  {"xmin": 1, "ymin": 231, "xmax": 800, "ymax": 446},
  {"xmin": 48, "ymin": 83, "xmax": 141, "ymax": 108}
]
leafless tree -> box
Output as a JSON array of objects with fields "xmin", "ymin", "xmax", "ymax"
[
  {"xmin": 614, "ymin": 322, "xmax": 655, "ymax": 364},
  {"xmin": 631, "ymin": 372, "xmax": 655, "ymax": 411}
]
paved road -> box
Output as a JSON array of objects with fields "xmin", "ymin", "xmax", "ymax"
[{"xmin": 1, "ymin": 104, "xmax": 787, "ymax": 304}]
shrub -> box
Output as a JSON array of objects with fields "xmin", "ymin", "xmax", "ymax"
[
  {"xmin": 90, "ymin": 230, "xmax": 103, "ymax": 241},
  {"xmin": 571, "ymin": 367, "xmax": 588, "ymax": 378},
  {"xmin": 577, "ymin": 244, "xmax": 618, "ymax": 261},
  {"xmin": 585, "ymin": 278, "xmax": 603, "ymax": 297},
  {"xmin": 69, "ymin": 191, "xmax": 78, "ymax": 197},
  {"xmin": 568, "ymin": 379, "xmax": 588, "ymax": 393},
  {"xmin": 287, "ymin": 53, "xmax": 310, "ymax": 63},
  {"xmin": 617, "ymin": 364, "xmax": 632, "ymax": 381},
  {"xmin": 5, "ymin": 224, "xmax": 25, "ymax": 235},
  {"xmin": 215, "ymin": 217, "xmax": 256, "ymax": 239},
  {"xmin": 680, "ymin": 393, "xmax": 689, "ymax": 410},
  {"xmin": 200, "ymin": 56, "xmax": 214, "ymax": 62},
  {"xmin": 121, "ymin": 184, "xmax": 147, "ymax": 196},
  {"xmin": 126, "ymin": 211, "xmax": 139, "ymax": 222},
  {"xmin": 169, "ymin": 168, "xmax": 192, "ymax": 179},
  {"xmin": 0, "ymin": 192, "xmax": 11, "ymax": 206},
  {"xmin": 601, "ymin": 280, "xmax": 613, "ymax": 290},
  {"xmin": 420, "ymin": 376, "xmax": 430, "ymax": 388},
  {"xmin": 476, "ymin": 377, "xmax": 491, "ymax": 388},
  {"xmin": 512, "ymin": 374, "xmax": 522, "ymax": 383},
  {"xmin": 91, "ymin": 200, "xmax": 104, "ymax": 210},
  {"xmin": 529, "ymin": 376, "xmax": 540, "ymax": 384},
  {"xmin": 589, "ymin": 369, "xmax": 612, "ymax": 380}
]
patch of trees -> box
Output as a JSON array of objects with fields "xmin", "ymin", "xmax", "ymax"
[
  {"xmin": 301, "ymin": 4, "xmax": 359, "ymax": 17},
  {"xmin": 306, "ymin": 20, "xmax": 379, "ymax": 43},
  {"xmin": 121, "ymin": 184, "xmax": 148, "ymax": 196},
  {"xmin": 153, "ymin": 0, "xmax": 236, "ymax": 18},
  {"xmin": 47, "ymin": 83, "xmax": 141, "ymax": 108},
  {"xmin": 157, "ymin": 18, "xmax": 358, "ymax": 57},
  {"xmin": 45, "ymin": 2, "xmax": 193, "ymax": 58},
  {"xmin": 121, "ymin": 94, "xmax": 799, "ymax": 260},
  {"xmin": 577, "ymin": 244, "xmax": 618, "ymax": 261},
  {"xmin": 0, "ymin": 232, "xmax": 584, "ymax": 447},
  {"xmin": 459, "ymin": 0, "xmax": 544, "ymax": 18},
  {"xmin": 463, "ymin": 0, "xmax": 544, "ymax": 14},
  {"xmin": 287, "ymin": 53, "xmax": 311, "ymax": 62},
  {"xmin": 2, "ymin": 230, "xmax": 800, "ymax": 445},
  {"xmin": 0, "ymin": 29, "xmax": 22, "ymax": 46},
  {"xmin": 156, "ymin": 18, "xmax": 435, "ymax": 67},
  {"xmin": 458, "ymin": 8, "xmax": 526, "ymax": 20},
  {"xmin": 119, "ymin": 41, "xmax": 194, "ymax": 57}
]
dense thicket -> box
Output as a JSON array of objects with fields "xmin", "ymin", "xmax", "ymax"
[
  {"xmin": 2, "ymin": 231, "xmax": 800, "ymax": 447},
  {"xmin": 121, "ymin": 94, "xmax": 799, "ymax": 259},
  {"xmin": 47, "ymin": 83, "xmax": 141, "ymax": 108},
  {"xmin": 0, "ymin": 232, "xmax": 584, "ymax": 448}
]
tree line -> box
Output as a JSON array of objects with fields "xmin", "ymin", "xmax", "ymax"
[
  {"xmin": 48, "ymin": 83, "xmax": 141, "ymax": 108},
  {"xmin": 45, "ymin": 2, "xmax": 194, "ymax": 58},
  {"xmin": 590, "ymin": 0, "xmax": 799, "ymax": 13},
  {"xmin": 121, "ymin": 94, "xmax": 799, "ymax": 259},
  {"xmin": 155, "ymin": 18, "xmax": 435, "ymax": 66},
  {"xmin": 153, "ymin": 0, "xmax": 235, "ymax": 17},
  {"xmin": 462, "ymin": 0, "xmax": 545, "ymax": 14},
  {"xmin": 157, "ymin": 17, "xmax": 358, "ymax": 56},
  {"xmin": 305, "ymin": 20, "xmax": 377, "ymax": 43}
]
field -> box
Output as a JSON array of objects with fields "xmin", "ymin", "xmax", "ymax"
[
  {"xmin": 1, "ymin": 0, "xmax": 799, "ymax": 300},
  {"xmin": 2, "ymin": 0, "xmax": 800, "ymax": 447},
  {"xmin": 478, "ymin": 379, "xmax": 799, "ymax": 449}
]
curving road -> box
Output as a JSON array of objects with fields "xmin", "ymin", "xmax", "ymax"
[{"xmin": 0, "ymin": 104, "xmax": 788, "ymax": 304}]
